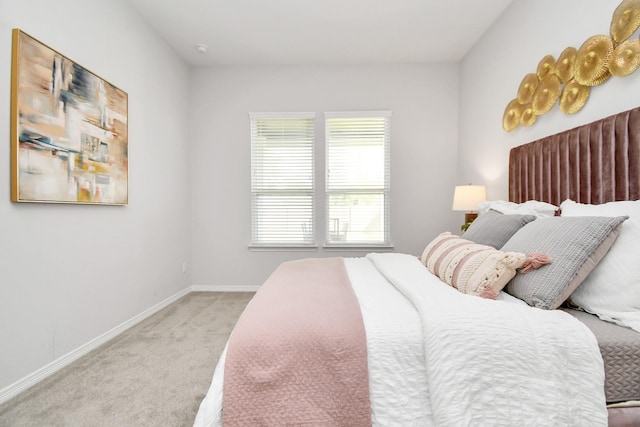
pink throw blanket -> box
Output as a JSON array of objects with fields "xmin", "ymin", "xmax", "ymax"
[{"xmin": 223, "ymin": 257, "xmax": 371, "ymax": 426}]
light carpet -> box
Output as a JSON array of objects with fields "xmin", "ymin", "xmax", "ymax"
[{"xmin": 0, "ymin": 292, "xmax": 254, "ymax": 427}]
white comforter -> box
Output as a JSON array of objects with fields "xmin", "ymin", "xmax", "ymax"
[{"xmin": 194, "ymin": 253, "xmax": 607, "ymax": 426}]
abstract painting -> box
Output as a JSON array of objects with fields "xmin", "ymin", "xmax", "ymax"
[{"xmin": 10, "ymin": 29, "xmax": 128, "ymax": 205}]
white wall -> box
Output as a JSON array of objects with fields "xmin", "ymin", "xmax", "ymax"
[
  {"xmin": 459, "ymin": 0, "xmax": 640, "ymax": 200},
  {"xmin": 189, "ymin": 64, "xmax": 461, "ymax": 288},
  {"xmin": 0, "ymin": 0, "xmax": 191, "ymax": 392}
]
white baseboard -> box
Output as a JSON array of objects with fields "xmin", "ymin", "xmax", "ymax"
[
  {"xmin": 0, "ymin": 287, "xmax": 191, "ymax": 405},
  {"xmin": 191, "ymin": 284, "xmax": 260, "ymax": 292}
]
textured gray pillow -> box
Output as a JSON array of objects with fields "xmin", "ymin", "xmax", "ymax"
[
  {"xmin": 503, "ymin": 215, "xmax": 628, "ymax": 310},
  {"xmin": 462, "ymin": 210, "xmax": 536, "ymax": 249}
]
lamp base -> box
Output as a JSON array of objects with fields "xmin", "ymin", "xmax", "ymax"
[{"xmin": 464, "ymin": 212, "xmax": 478, "ymax": 224}]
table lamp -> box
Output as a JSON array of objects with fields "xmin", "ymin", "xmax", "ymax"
[{"xmin": 452, "ymin": 184, "xmax": 486, "ymax": 230}]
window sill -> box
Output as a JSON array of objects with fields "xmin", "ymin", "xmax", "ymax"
[
  {"xmin": 322, "ymin": 244, "xmax": 394, "ymax": 252},
  {"xmin": 249, "ymin": 245, "xmax": 319, "ymax": 252}
]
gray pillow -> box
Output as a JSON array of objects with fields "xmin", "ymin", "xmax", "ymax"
[
  {"xmin": 462, "ymin": 210, "xmax": 536, "ymax": 249},
  {"xmin": 502, "ymin": 215, "xmax": 628, "ymax": 310}
]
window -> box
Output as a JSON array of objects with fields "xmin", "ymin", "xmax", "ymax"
[
  {"xmin": 325, "ymin": 111, "xmax": 391, "ymax": 246},
  {"xmin": 250, "ymin": 113, "xmax": 315, "ymax": 246}
]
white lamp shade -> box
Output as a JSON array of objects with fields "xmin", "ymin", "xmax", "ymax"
[{"xmin": 452, "ymin": 185, "xmax": 486, "ymax": 211}]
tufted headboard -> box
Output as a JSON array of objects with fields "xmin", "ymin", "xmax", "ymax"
[{"xmin": 509, "ymin": 106, "xmax": 640, "ymax": 206}]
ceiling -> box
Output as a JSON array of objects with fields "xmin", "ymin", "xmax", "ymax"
[{"xmin": 126, "ymin": 0, "xmax": 514, "ymax": 67}]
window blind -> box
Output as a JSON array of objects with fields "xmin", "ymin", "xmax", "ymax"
[
  {"xmin": 325, "ymin": 111, "xmax": 391, "ymax": 246},
  {"xmin": 250, "ymin": 113, "xmax": 315, "ymax": 246}
]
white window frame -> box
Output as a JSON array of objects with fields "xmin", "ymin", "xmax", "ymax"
[
  {"xmin": 324, "ymin": 111, "xmax": 392, "ymax": 248},
  {"xmin": 249, "ymin": 112, "xmax": 316, "ymax": 249}
]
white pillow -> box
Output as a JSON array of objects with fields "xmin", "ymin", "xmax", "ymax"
[
  {"xmin": 560, "ymin": 199, "xmax": 640, "ymax": 332},
  {"xmin": 477, "ymin": 200, "xmax": 558, "ymax": 218}
]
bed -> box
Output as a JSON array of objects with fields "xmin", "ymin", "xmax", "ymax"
[{"xmin": 194, "ymin": 106, "xmax": 640, "ymax": 427}]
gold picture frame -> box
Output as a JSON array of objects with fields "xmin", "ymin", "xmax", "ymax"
[{"xmin": 11, "ymin": 29, "xmax": 128, "ymax": 204}]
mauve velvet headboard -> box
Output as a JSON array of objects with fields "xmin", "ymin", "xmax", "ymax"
[{"xmin": 509, "ymin": 106, "xmax": 640, "ymax": 206}]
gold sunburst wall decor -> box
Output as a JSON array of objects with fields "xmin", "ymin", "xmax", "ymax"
[
  {"xmin": 502, "ymin": 0, "xmax": 640, "ymax": 132},
  {"xmin": 555, "ymin": 47, "xmax": 577, "ymax": 83}
]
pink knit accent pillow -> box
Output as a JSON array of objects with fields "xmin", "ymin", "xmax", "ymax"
[{"xmin": 420, "ymin": 232, "xmax": 527, "ymax": 299}]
